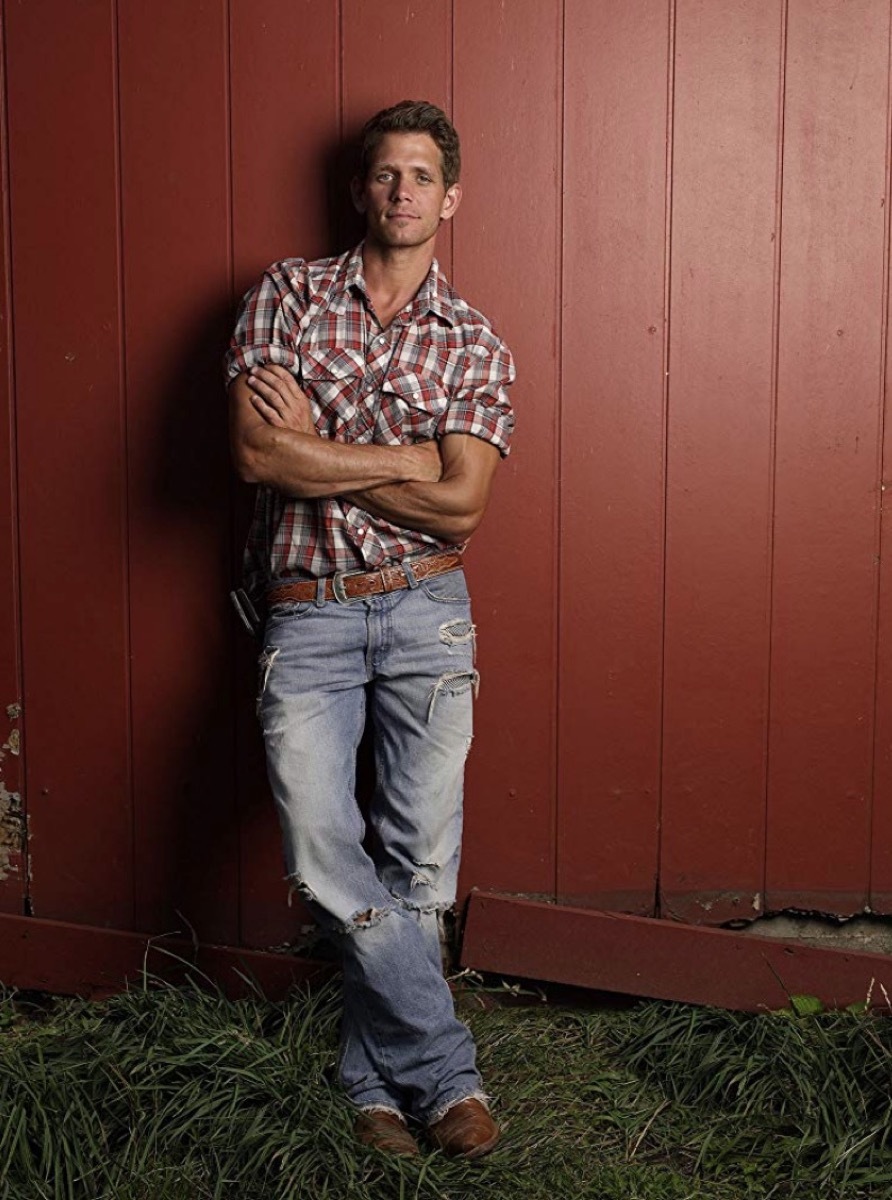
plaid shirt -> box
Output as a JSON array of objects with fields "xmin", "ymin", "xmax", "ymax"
[{"xmin": 224, "ymin": 242, "xmax": 515, "ymax": 592}]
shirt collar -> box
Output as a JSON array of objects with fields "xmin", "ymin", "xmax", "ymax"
[
  {"xmin": 338, "ymin": 241, "xmax": 456, "ymax": 327},
  {"xmin": 418, "ymin": 257, "xmax": 456, "ymax": 326},
  {"xmin": 343, "ymin": 242, "xmax": 366, "ymax": 299}
]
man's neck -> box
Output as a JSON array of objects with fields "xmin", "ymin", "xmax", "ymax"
[{"xmin": 361, "ymin": 241, "xmax": 435, "ymax": 328}]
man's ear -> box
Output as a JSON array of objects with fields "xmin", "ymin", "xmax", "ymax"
[
  {"xmin": 350, "ymin": 175, "xmax": 367, "ymax": 214},
  {"xmin": 439, "ymin": 182, "xmax": 462, "ymax": 224}
]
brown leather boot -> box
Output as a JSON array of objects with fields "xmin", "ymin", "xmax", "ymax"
[
  {"xmin": 427, "ymin": 1097, "xmax": 500, "ymax": 1159},
  {"xmin": 354, "ymin": 1108, "xmax": 420, "ymax": 1157}
]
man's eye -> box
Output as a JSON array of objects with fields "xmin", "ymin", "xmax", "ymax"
[{"xmin": 376, "ymin": 172, "xmax": 392, "ymax": 182}]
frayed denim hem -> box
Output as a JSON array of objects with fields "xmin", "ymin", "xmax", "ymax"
[
  {"xmin": 355, "ymin": 1103, "xmax": 408, "ymax": 1124},
  {"xmin": 427, "ymin": 1089, "xmax": 492, "ymax": 1127}
]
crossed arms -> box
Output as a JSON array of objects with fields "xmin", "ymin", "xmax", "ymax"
[{"xmin": 228, "ymin": 364, "xmax": 501, "ymax": 544}]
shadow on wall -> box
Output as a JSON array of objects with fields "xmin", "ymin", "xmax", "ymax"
[
  {"xmin": 137, "ymin": 131, "xmax": 372, "ymax": 951},
  {"xmin": 326, "ymin": 127, "xmax": 368, "ymax": 253}
]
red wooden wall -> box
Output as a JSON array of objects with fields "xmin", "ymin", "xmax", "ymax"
[{"xmin": 2, "ymin": 0, "xmax": 892, "ymax": 962}]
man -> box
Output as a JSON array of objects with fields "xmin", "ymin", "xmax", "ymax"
[{"xmin": 225, "ymin": 100, "xmax": 514, "ymax": 1159}]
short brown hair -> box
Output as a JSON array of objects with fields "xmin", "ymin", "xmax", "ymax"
[{"xmin": 359, "ymin": 100, "xmax": 461, "ymax": 190}]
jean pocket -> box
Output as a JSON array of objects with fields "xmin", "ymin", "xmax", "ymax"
[
  {"xmin": 265, "ymin": 600, "xmax": 314, "ymax": 624},
  {"xmin": 421, "ymin": 569, "xmax": 470, "ymax": 604}
]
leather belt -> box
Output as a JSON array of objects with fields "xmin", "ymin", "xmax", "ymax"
[{"xmin": 267, "ymin": 551, "xmax": 464, "ymax": 606}]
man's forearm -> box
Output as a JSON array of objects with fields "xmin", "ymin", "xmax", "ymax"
[
  {"xmin": 346, "ymin": 435, "xmax": 500, "ymax": 542},
  {"xmin": 345, "ymin": 480, "xmax": 476, "ymax": 543},
  {"xmin": 239, "ymin": 425, "xmax": 440, "ymax": 498},
  {"xmin": 229, "ymin": 370, "xmax": 440, "ymax": 497}
]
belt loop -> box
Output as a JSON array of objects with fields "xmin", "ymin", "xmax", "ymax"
[
  {"xmin": 314, "ymin": 576, "xmax": 327, "ymax": 608},
  {"xmin": 402, "ymin": 561, "xmax": 419, "ymax": 589}
]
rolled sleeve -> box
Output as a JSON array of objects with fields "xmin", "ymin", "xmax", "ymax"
[
  {"xmin": 441, "ymin": 330, "xmax": 516, "ymax": 457},
  {"xmin": 223, "ymin": 261, "xmax": 305, "ymax": 384}
]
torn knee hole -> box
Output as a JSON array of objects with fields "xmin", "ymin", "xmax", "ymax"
[
  {"xmin": 427, "ymin": 670, "xmax": 480, "ymax": 722},
  {"xmin": 339, "ymin": 906, "xmax": 390, "ymax": 933},
  {"xmin": 285, "ymin": 874, "xmax": 316, "ymax": 907},
  {"xmin": 394, "ymin": 894, "xmax": 454, "ymax": 915},
  {"xmin": 410, "ymin": 858, "xmax": 441, "ymax": 889}
]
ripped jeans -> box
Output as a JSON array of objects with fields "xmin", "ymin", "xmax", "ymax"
[{"xmin": 256, "ymin": 566, "xmax": 484, "ymax": 1124}]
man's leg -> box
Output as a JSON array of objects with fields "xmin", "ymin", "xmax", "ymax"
[
  {"xmin": 258, "ymin": 589, "xmax": 493, "ymax": 1147},
  {"xmin": 366, "ymin": 571, "xmax": 492, "ymax": 1129},
  {"xmin": 258, "ymin": 598, "xmax": 405, "ymax": 1116}
]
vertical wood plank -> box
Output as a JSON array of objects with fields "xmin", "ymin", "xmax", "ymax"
[
  {"xmin": 341, "ymin": 0, "xmax": 453, "ymax": 275},
  {"xmin": 453, "ymin": 0, "xmax": 561, "ymax": 898},
  {"xmin": 869, "ymin": 10, "xmax": 892, "ymax": 916},
  {"xmin": 118, "ymin": 2, "xmax": 237, "ymax": 942},
  {"xmin": 342, "ymin": 0, "xmax": 451, "ymax": 118},
  {"xmin": 230, "ymin": 0, "xmax": 340, "ymax": 948},
  {"xmin": 767, "ymin": 0, "xmax": 890, "ymax": 913},
  {"xmin": 557, "ymin": 0, "xmax": 670, "ymax": 913},
  {"xmin": 660, "ymin": 0, "xmax": 784, "ymax": 924},
  {"xmin": 0, "ymin": 5, "xmax": 24, "ymax": 913},
  {"xmin": 6, "ymin": 0, "xmax": 132, "ymax": 927},
  {"xmin": 230, "ymin": 0, "xmax": 341, "ymax": 293}
]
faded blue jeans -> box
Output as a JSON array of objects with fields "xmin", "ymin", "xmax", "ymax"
[{"xmin": 256, "ymin": 566, "xmax": 485, "ymax": 1124}]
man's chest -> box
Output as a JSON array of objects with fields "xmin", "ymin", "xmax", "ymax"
[{"xmin": 296, "ymin": 303, "xmax": 465, "ymax": 445}]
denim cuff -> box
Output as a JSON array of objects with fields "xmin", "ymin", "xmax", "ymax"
[{"xmin": 427, "ymin": 1088, "xmax": 492, "ymax": 1127}]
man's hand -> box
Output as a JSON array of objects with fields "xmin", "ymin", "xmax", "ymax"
[
  {"xmin": 245, "ymin": 366, "xmax": 443, "ymax": 483},
  {"xmin": 246, "ymin": 364, "xmax": 314, "ymax": 434},
  {"xmin": 229, "ymin": 370, "xmax": 445, "ymax": 497}
]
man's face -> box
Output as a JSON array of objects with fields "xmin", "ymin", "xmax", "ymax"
[{"xmin": 352, "ymin": 132, "xmax": 461, "ymax": 251}]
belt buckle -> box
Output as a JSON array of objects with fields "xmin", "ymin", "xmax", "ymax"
[{"xmin": 331, "ymin": 567, "xmax": 367, "ymax": 605}]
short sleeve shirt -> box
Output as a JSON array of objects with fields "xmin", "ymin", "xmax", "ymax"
[{"xmin": 224, "ymin": 242, "xmax": 515, "ymax": 591}]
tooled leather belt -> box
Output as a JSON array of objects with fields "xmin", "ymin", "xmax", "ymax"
[{"xmin": 266, "ymin": 550, "xmax": 463, "ymax": 606}]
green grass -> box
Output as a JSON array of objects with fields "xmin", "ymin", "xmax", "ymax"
[{"xmin": 0, "ymin": 962, "xmax": 891, "ymax": 1200}]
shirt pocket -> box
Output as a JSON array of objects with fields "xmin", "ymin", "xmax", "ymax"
[
  {"xmin": 379, "ymin": 372, "xmax": 450, "ymax": 442},
  {"xmin": 301, "ymin": 346, "xmax": 365, "ymax": 437}
]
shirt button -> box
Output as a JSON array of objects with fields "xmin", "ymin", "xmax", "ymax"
[{"xmin": 413, "ymin": 393, "xmax": 420, "ymax": 400}]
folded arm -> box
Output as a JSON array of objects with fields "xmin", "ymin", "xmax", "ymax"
[
  {"xmin": 228, "ymin": 365, "xmax": 441, "ymax": 497},
  {"xmin": 343, "ymin": 433, "xmax": 502, "ymax": 543}
]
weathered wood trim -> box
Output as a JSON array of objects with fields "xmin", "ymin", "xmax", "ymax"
[
  {"xmin": 461, "ymin": 891, "xmax": 892, "ymax": 1013},
  {"xmin": 0, "ymin": 912, "xmax": 334, "ymax": 1001}
]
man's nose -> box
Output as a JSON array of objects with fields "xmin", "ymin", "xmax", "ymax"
[{"xmin": 389, "ymin": 177, "xmax": 412, "ymax": 201}]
